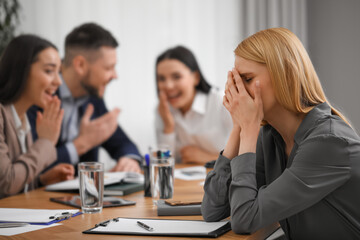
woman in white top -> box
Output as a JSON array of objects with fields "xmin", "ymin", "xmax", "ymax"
[{"xmin": 155, "ymin": 46, "xmax": 232, "ymax": 164}]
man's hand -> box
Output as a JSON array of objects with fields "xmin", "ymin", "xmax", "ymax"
[
  {"xmin": 110, "ymin": 157, "xmax": 141, "ymax": 173},
  {"xmin": 74, "ymin": 104, "xmax": 120, "ymax": 155},
  {"xmin": 39, "ymin": 163, "xmax": 75, "ymax": 186},
  {"xmin": 180, "ymin": 145, "xmax": 218, "ymax": 164}
]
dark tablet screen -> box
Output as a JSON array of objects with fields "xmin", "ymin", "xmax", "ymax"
[{"xmin": 50, "ymin": 195, "xmax": 136, "ymax": 208}]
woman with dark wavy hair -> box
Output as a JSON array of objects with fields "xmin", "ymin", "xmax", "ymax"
[
  {"xmin": 0, "ymin": 34, "xmax": 74, "ymax": 198},
  {"xmin": 155, "ymin": 46, "xmax": 232, "ymax": 164}
]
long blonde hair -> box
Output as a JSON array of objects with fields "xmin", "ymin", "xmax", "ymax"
[{"xmin": 234, "ymin": 27, "xmax": 349, "ymax": 125}]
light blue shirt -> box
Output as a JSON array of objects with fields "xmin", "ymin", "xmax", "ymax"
[
  {"xmin": 59, "ymin": 77, "xmax": 141, "ymax": 165},
  {"xmin": 59, "ymin": 78, "xmax": 88, "ymax": 165}
]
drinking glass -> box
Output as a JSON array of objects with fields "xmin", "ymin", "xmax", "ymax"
[
  {"xmin": 150, "ymin": 156, "xmax": 174, "ymax": 204},
  {"xmin": 78, "ymin": 162, "xmax": 104, "ymax": 213}
]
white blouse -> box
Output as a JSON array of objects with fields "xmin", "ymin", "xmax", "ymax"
[
  {"xmin": 155, "ymin": 88, "xmax": 232, "ymax": 163},
  {"xmin": 10, "ymin": 105, "xmax": 31, "ymax": 154},
  {"xmin": 10, "ymin": 104, "xmax": 31, "ymax": 192}
]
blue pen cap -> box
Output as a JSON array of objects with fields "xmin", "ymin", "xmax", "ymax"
[
  {"xmin": 144, "ymin": 154, "xmax": 150, "ymax": 166},
  {"xmin": 163, "ymin": 150, "xmax": 171, "ymax": 158}
]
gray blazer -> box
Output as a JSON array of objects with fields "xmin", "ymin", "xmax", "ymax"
[
  {"xmin": 202, "ymin": 102, "xmax": 360, "ymax": 240},
  {"xmin": 0, "ymin": 104, "xmax": 56, "ymax": 198}
]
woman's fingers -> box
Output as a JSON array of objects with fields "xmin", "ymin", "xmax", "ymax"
[
  {"xmin": 254, "ymin": 80, "xmax": 262, "ymax": 107},
  {"xmin": 47, "ymin": 97, "xmax": 57, "ymax": 119},
  {"xmin": 158, "ymin": 90, "xmax": 170, "ymax": 114},
  {"xmin": 226, "ymin": 71, "xmax": 237, "ymax": 97},
  {"xmin": 254, "ymin": 80, "xmax": 264, "ymax": 120},
  {"xmin": 56, "ymin": 109, "xmax": 64, "ymax": 130},
  {"xmin": 231, "ymin": 68, "xmax": 246, "ymax": 95},
  {"xmin": 159, "ymin": 90, "xmax": 167, "ymax": 105},
  {"xmin": 43, "ymin": 96, "xmax": 60, "ymax": 120},
  {"xmin": 225, "ymin": 71, "xmax": 232, "ymax": 92},
  {"xmin": 51, "ymin": 96, "xmax": 61, "ymax": 121},
  {"xmin": 159, "ymin": 90, "xmax": 171, "ymax": 115},
  {"xmin": 36, "ymin": 111, "xmax": 43, "ymax": 126},
  {"xmin": 223, "ymin": 95, "xmax": 231, "ymax": 111}
]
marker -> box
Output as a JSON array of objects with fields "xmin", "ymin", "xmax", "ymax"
[
  {"xmin": 137, "ymin": 221, "xmax": 154, "ymax": 231},
  {"xmin": 145, "ymin": 154, "xmax": 150, "ymax": 166},
  {"xmin": 157, "ymin": 150, "xmax": 162, "ymax": 158}
]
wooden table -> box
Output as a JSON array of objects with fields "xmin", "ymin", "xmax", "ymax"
[{"xmin": 0, "ymin": 165, "xmax": 278, "ymax": 240}]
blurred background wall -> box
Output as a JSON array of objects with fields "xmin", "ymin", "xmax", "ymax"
[
  {"xmin": 3, "ymin": 0, "xmax": 359, "ymax": 165},
  {"xmin": 307, "ymin": 0, "xmax": 360, "ymax": 133}
]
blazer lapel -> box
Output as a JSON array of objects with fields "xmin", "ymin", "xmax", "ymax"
[{"xmin": 3, "ymin": 105, "xmax": 22, "ymax": 155}]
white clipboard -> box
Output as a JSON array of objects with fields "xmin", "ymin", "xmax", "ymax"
[{"xmin": 83, "ymin": 217, "xmax": 231, "ymax": 238}]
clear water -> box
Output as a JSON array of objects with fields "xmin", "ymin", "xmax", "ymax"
[{"xmin": 79, "ymin": 169, "xmax": 104, "ymax": 213}]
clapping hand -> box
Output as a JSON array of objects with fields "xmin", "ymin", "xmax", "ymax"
[{"xmin": 36, "ymin": 96, "xmax": 64, "ymax": 145}]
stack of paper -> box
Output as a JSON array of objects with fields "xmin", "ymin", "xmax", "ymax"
[
  {"xmin": 0, "ymin": 208, "xmax": 80, "ymax": 224},
  {"xmin": 45, "ymin": 171, "xmax": 144, "ymax": 192},
  {"xmin": 174, "ymin": 166, "xmax": 206, "ymax": 180},
  {"xmin": 0, "ymin": 208, "xmax": 80, "ymax": 237}
]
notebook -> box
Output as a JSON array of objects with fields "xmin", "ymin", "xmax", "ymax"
[
  {"xmin": 104, "ymin": 182, "xmax": 143, "ymax": 196},
  {"xmin": 156, "ymin": 200, "xmax": 201, "ymax": 216}
]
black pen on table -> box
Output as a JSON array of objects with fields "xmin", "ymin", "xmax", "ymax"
[{"xmin": 137, "ymin": 221, "xmax": 154, "ymax": 231}]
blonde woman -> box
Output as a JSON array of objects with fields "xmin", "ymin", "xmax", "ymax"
[{"xmin": 201, "ymin": 28, "xmax": 360, "ymax": 239}]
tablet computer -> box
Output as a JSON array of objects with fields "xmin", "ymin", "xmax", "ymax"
[{"xmin": 50, "ymin": 195, "xmax": 136, "ymax": 208}]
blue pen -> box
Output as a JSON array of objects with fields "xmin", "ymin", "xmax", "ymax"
[
  {"xmin": 163, "ymin": 150, "xmax": 171, "ymax": 158},
  {"xmin": 145, "ymin": 154, "xmax": 150, "ymax": 166}
]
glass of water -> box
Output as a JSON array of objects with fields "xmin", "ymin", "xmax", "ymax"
[
  {"xmin": 150, "ymin": 156, "xmax": 174, "ymax": 204},
  {"xmin": 78, "ymin": 162, "xmax": 104, "ymax": 213}
]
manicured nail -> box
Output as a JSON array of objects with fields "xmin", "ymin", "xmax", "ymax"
[{"xmin": 256, "ymin": 80, "xmax": 260, "ymax": 87}]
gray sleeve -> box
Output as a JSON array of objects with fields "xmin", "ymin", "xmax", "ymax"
[
  {"xmin": 229, "ymin": 135, "xmax": 351, "ymax": 234},
  {"xmin": 201, "ymin": 153, "xmax": 232, "ymax": 222},
  {"xmin": 255, "ymin": 130, "xmax": 266, "ymax": 188}
]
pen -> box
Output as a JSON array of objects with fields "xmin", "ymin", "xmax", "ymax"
[
  {"xmin": 0, "ymin": 223, "xmax": 30, "ymax": 228},
  {"xmin": 145, "ymin": 154, "xmax": 150, "ymax": 166},
  {"xmin": 137, "ymin": 221, "xmax": 154, "ymax": 231},
  {"xmin": 95, "ymin": 220, "xmax": 111, "ymax": 227},
  {"xmin": 49, "ymin": 212, "xmax": 73, "ymax": 220}
]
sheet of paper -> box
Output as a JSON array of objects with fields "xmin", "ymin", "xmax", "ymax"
[
  {"xmin": 90, "ymin": 218, "xmax": 228, "ymax": 234},
  {"xmin": 45, "ymin": 171, "xmax": 143, "ymax": 191},
  {"xmin": 174, "ymin": 166, "xmax": 206, "ymax": 180},
  {"xmin": 0, "ymin": 208, "xmax": 79, "ymax": 223},
  {"xmin": 0, "ymin": 223, "xmax": 61, "ymax": 236}
]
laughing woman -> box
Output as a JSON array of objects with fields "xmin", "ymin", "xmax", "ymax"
[
  {"xmin": 0, "ymin": 35, "xmax": 74, "ymax": 198},
  {"xmin": 155, "ymin": 46, "xmax": 232, "ymax": 164},
  {"xmin": 201, "ymin": 28, "xmax": 360, "ymax": 239}
]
